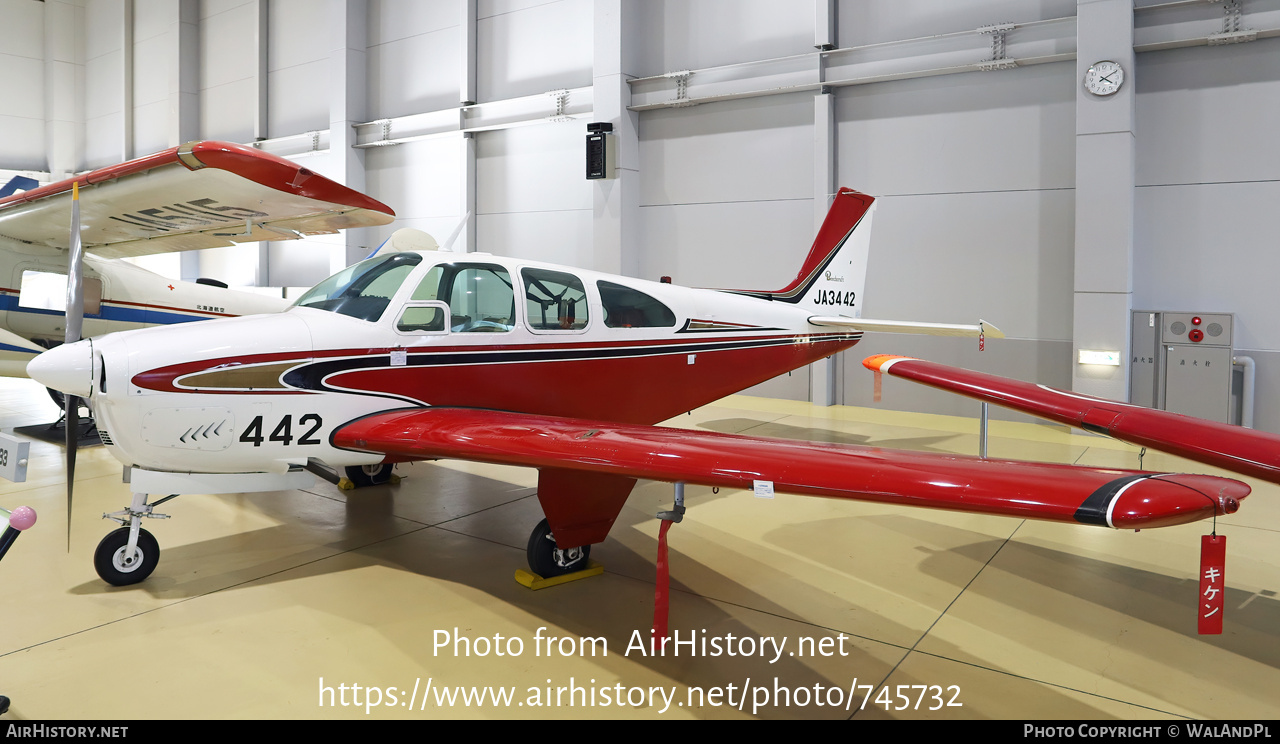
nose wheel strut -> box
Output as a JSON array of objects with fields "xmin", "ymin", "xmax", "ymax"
[{"xmin": 95, "ymin": 492, "xmax": 176, "ymax": 586}]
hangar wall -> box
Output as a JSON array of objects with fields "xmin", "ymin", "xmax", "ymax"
[
  {"xmin": 1, "ymin": 0, "xmax": 1278, "ymax": 430},
  {"xmin": 0, "ymin": 0, "xmax": 48, "ymax": 171}
]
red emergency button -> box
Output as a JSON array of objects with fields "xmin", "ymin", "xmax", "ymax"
[
  {"xmin": 1192, "ymin": 316, "xmax": 1202, "ymax": 325},
  {"xmin": 1189, "ymin": 329, "xmax": 1205, "ymax": 342}
]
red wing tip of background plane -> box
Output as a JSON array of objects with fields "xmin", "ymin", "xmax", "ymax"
[
  {"xmin": 0, "ymin": 140, "xmax": 395, "ymax": 218},
  {"xmin": 184, "ymin": 141, "xmax": 395, "ymax": 216},
  {"xmin": 862, "ymin": 354, "xmax": 918, "ymax": 372}
]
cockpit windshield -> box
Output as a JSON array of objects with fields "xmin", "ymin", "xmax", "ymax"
[{"xmin": 291, "ymin": 253, "xmax": 423, "ymax": 322}]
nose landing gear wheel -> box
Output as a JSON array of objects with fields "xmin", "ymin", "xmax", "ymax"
[
  {"xmin": 93, "ymin": 527, "xmax": 159, "ymax": 586},
  {"xmin": 526, "ymin": 518, "xmax": 591, "ymax": 577},
  {"xmin": 343, "ymin": 463, "xmax": 394, "ymax": 488}
]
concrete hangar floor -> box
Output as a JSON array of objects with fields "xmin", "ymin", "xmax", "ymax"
[{"xmin": 0, "ymin": 376, "xmax": 1276, "ymax": 721}]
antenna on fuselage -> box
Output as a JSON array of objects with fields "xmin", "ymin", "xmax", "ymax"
[{"xmin": 439, "ymin": 211, "xmax": 472, "ymax": 253}]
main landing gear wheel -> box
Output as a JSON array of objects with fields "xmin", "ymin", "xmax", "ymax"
[
  {"xmin": 526, "ymin": 518, "xmax": 591, "ymax": 578},
  {"xmin": 93, "ymin": 527, "xmax": 159, "ymax": 586},
  {"xmin": 344, "ymin": 463, "xmax": 394, "ymax": 487}
]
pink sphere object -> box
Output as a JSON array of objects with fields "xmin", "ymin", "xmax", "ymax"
[{"xmin": 8, "ymin": 506, "xmax": 36, "ymax": 531}]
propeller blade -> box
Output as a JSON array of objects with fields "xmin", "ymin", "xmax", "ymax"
[
  {"xmin": 64, "ymin": 181, "xmax": 85, "ymax": 552},
  {"xmin": 66, "ymin": 181, "xmax": 85, "ymax": 345},
  {"xmin": 65, "ymin": 394, "xmax": 77, "ymax": 552}
]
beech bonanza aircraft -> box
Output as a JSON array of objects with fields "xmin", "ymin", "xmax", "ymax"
[
  {"xmin": 0, "ymin": 141, "xmax": 396, "ymax": 377},
  {"xmin": 27, "ymin": 187, "xmax": 1250, "ymax": 586}
]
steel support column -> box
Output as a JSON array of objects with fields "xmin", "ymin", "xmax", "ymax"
[
  {"xmin": 43, "ymin": 0, "xmax": 85, "ymax": 180},
  {"xmin": 592, "ymin": 0, "xmax": 640, "ymax": 276},
  {"xmin": 328, "ymin": 0, "xmax": 369, "ymax": 271},
  {"xmin": 1072, "ymin": 0, "xmax": 1136, "ymax": 401},
  {"xmin": 809, "ymin": 2, "xmax": 839, "ymax": 406},
  {"xmin": 459, "ymin": 0, "xmax": 478, "ymax": 252}
]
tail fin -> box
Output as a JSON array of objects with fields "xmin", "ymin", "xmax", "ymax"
[{"xmin": 736, "ymin": 188, "xmax": 875, "ymax": 318}]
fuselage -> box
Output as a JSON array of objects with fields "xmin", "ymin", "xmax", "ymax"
[
  {"xmin": 35, "ymin": 250, "xmax": 863, "ymax": 474},
  {"xmin": 0, "ymin": 238, "xmax": 288, "ymax": 375}
]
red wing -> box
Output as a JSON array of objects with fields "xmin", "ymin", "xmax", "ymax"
[
  {"xmin": 333, "ymin": 407, "xmax": 1247, "ymax": 531},
  {"xmin": 0, "ymin": 141, "xmax": 394, "ymax": 259},
  {"xmin": 865, "ymin": 354, "xmax": 1280, "ymax": 486}
]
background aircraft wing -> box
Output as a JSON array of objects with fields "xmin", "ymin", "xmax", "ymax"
[
  {"xmin": 864, "ymin": 353, "xmax": 1280, "ymax": 486},
  {"xmin": 333, "ymin": 407, "xmax": 1247, "ymax": 531},
  {"xmin": 0, "ymin": 141, "xmax": 395, "ymax": 259}
]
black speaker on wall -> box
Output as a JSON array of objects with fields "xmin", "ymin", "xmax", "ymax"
[{"xmin": 586, "ymin": 122, "xmax": 615, "ymax": 180}]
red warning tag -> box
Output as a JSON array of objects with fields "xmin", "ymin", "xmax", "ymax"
[
  {"xmin": 979, "ymin": 331, "xmax": 985, "ymax": 352},
  {"xmin": 1198, "ymin": 534, "xmax": 1226, "ymax": 635},
  {"xmin": 652, "ymin": 519, "xmax": 674, "ymax": 653}
]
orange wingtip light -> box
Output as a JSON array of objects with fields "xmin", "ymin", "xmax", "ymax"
[{"xmin": 862, "ymin": 354, "xmax": 916, "ymax": 371}]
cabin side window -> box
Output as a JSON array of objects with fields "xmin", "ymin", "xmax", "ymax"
[
  {"xmin": 407, "ymin": 263, "xmax": 515, "ymax": 333},
  {"xmin": 522, "ymin": 268, "xmax": 589, "ymax": 332},
  {"xmin": 597, "ymin": 281, "xmax": 676, "ymax": 328},
  {"xmin": 19, "ymin": 271, "xmax": 104, "ymax": 315}
]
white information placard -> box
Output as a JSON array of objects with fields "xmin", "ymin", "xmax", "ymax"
[{"xmin": 0, "ymin": 432, "xmax": 30, "ymax": 483}]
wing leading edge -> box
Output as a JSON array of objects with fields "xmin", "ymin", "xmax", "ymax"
[
  {"xmin": 864, "ymin": 354, "xmax": 1280, "ymax": 486},
  {"xmin": 333, "ymin": 407, "xmax": 1247, "ymax": 534}
]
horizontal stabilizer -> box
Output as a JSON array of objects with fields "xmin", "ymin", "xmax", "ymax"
[
  {"xmin": 334, "ymin": 407, "xmax": 1247, "ymax": 530},
  {"xmin": 864, "ymin": 354, "xmax": 1280, "ymax": 486},
  {"xmin": 0, "ymin": 328, "xmax": 45, "ymax": 355},
  {"xmin": 811, "ymin": 317, "xmax": 1004, "ymax": 338},
  {"xmin": 0, "ymin": 328, "xmax": 46, "ymax": 379}
]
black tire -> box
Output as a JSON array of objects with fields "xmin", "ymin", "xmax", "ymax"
[
  {"xmin": 343, "ymin": 463, "xmax": 394, "ymax": 487},
  {"xmin": 526, "ymin": 518, "xmax": 591, "ymax": 578},
  {"xmin": 93, "ymin": 527, "xmax": 160, "ymax": 586},
  {"xmin": 48, "ymin": 388, "xmax": 92, "ymax": 419}
]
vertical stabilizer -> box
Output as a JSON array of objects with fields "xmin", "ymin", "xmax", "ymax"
[{"xmin": 734, "ymin": 188, "xmax": 875, "ymax": 318}]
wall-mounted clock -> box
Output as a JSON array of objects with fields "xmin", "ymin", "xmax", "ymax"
[{"xmin": 1084, "ymin": 60, "xmax": 1124, "ymax": 96}]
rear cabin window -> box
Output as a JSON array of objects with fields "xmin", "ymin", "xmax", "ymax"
[
  {"xmin": 522, "ymin": 268, "xmax": 589, "ymax": 331},
  {"xmin": 598, "ymin": 281, "xmax": 676, "ymax": 328},
  {"xmin": 408, "ymin": 263, "xmax": 515, "ymax": 333}
]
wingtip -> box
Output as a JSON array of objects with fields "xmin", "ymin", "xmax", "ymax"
[
  {"xmin": 862, "ymin": 354, "xmax": 916, "ymax": 372},
  {"xmin": 980, "ymin": 320, "xmax": 1005, "ymax": 339}
]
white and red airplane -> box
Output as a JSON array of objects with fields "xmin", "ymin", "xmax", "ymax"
[{"xmin": 25, "ymin": 187, "xmax": 1250, "ymax": 587}]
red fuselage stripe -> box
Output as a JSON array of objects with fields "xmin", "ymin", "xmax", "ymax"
[{"xmin": 131, "ymin": 332, "xmax": 863, "ymax": 424}]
